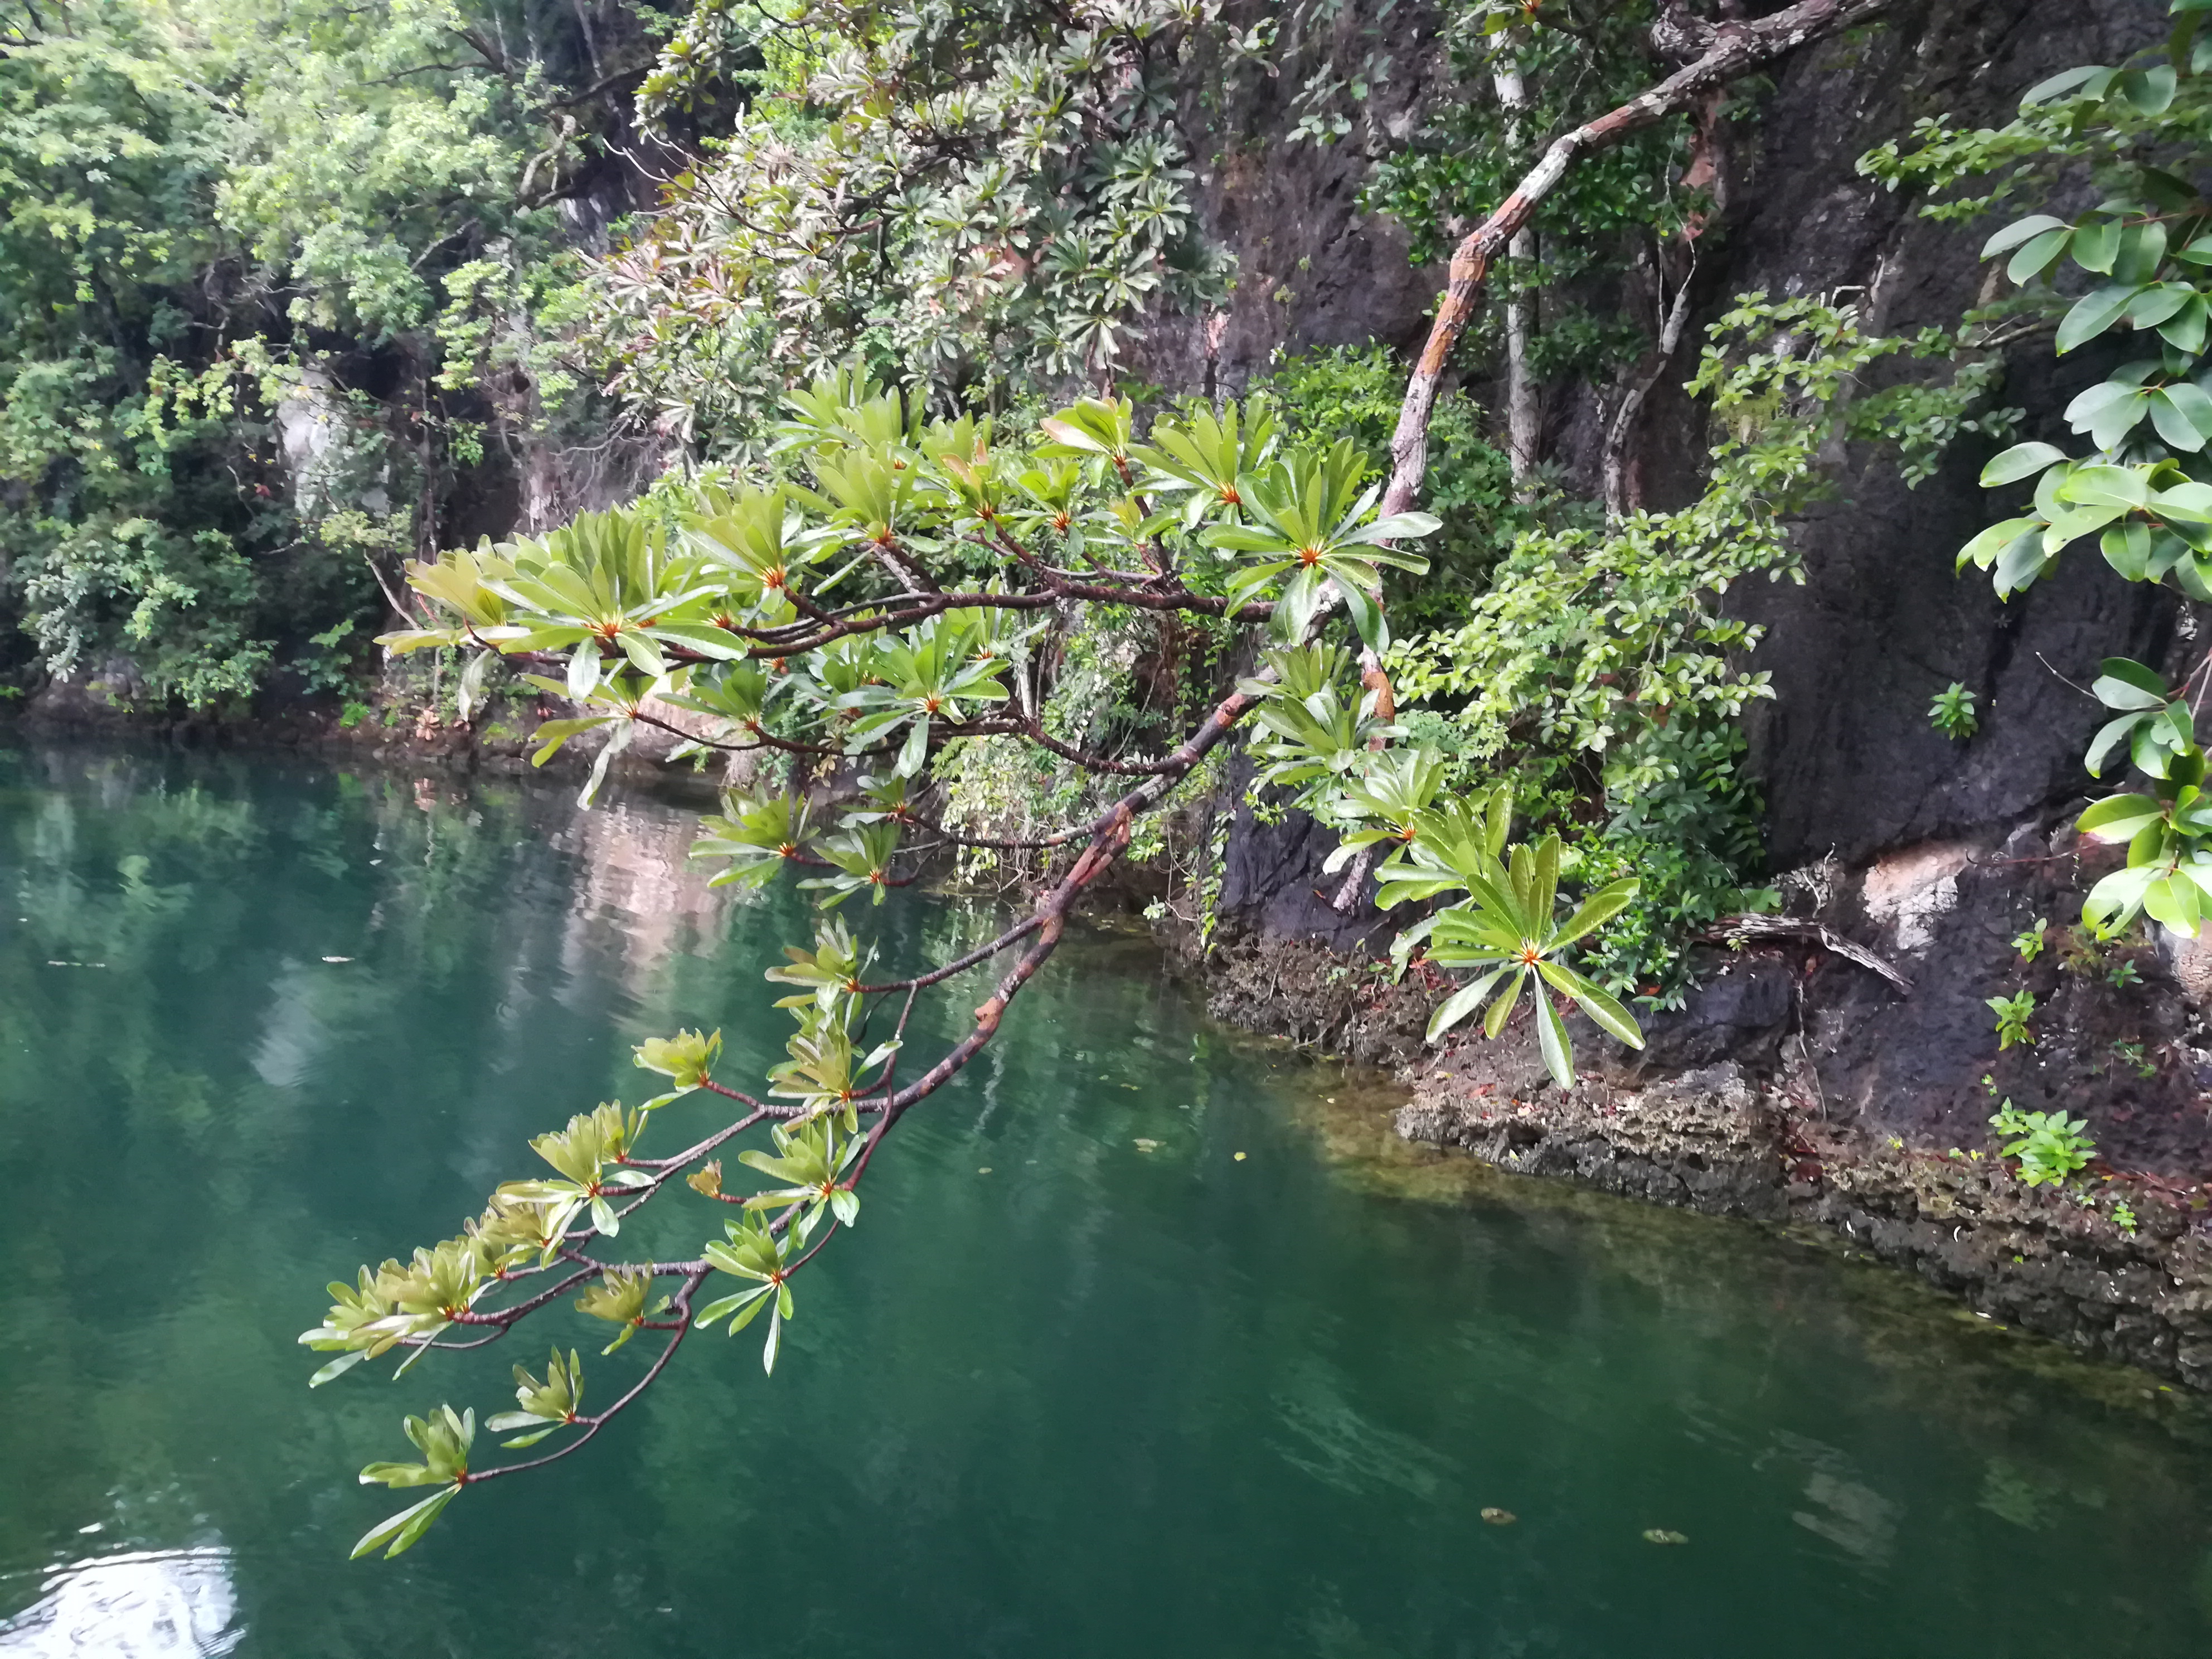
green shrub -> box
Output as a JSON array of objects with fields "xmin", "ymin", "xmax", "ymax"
[
  {"xmin": 1987, "ymin": 1101, "xmax": 2095, "ymax": 1187},
  {"xmin": 1250, "ymin": 342, "xmax": 1590, "ymax": 632}
]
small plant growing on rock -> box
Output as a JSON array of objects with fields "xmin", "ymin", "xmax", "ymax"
[
  {"xmin": 1987, "ymin": 988, "xmax": 2036, "ymax": 1049},
  {"xmin": 1928, "ymin": 681, "xmax": 1980, "ymax": 739},
  {"xmin": 2112, "ymin": 1199, "xmax": 2140, "ymax": 1235},
  {"xmin": 2060, "ymin": 920, "xmax": 2124, "ymax": 977},
  {"xmin": 2011, "ymin": 918, "xmax": 2048, "ymax": 961},
  {"xmin": 2110, "ymin": 1039, "xmax": 2157, "ymax": 1079},
  {"xmin": 1988, "ymin": 1100, "xmax": 2096, "ymax": 1188}
]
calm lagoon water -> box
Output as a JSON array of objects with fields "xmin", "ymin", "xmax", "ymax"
[{"xmin": 2, "ymin": 742, "xmax": 2210, "ymax": 1658}]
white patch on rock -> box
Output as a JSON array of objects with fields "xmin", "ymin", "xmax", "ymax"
[
  {"xmin": 1859, "ymin": 841, "xmax": 1972, "ymax": 954},
  {"xmin": 2162, "ymin": 929, "xmax": 2212, "ymax": 1007}
]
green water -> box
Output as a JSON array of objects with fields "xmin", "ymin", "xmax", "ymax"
[{"xmin": 2, "ymin": 745, "xmax": 2211, "ymax": 1658}]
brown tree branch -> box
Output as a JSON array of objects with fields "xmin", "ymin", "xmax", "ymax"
[{"xmin": 1380, "ymin": 0, "xmax": 1894, "ymax": 518}]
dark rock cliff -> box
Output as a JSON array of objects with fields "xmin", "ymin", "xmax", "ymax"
[{"xmin": 1177, "ymin": 0, "xmax": 2212, "ymax": 1381}]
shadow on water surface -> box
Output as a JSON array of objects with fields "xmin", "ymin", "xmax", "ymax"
[{"xmin": 0, "ymin": 741, "xmax": 2209, "ymax": 1659}]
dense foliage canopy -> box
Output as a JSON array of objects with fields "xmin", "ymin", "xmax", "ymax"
[{"xmin": 0, "ymin": 0, "xmax": 643, "ymax": 701}]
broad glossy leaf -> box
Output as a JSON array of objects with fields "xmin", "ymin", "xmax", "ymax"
[
  {"xmin": 1956, "ymin": 517, "xmax": 2038, "ymax": 572},
  {"xmin": 2145, "ymin": 871, "xmax": 2203, "ymax": 935},
  {"xmin": 2019, "ymin": 64, "xmax": 2112, "ymax": 105},
  {"xmin": 2006, "ymin": 227, "xmax": 2072, "ymax": 285},
  {"xmin": 2160, "ymin": 293, "xmax": 2210, "ymax": 354},
  {"xmin": 2077, "ymin": 792, "xmax": 2165, "ymax": 842},
  {"xmin": 1993, "ymin": 529, "xmax": 2055, "ymax": 596},
  {"xmin": 2127, "ymin": 282, "xmax": 2194, "ymax": 329},
  {"xmin": 2115, "ymin": 221, "xmax": 2173, "ymax": 287},
  {"xmin": 2071, "ymin": 217, "xmax": 2122, "ymax": 275},
  {"xmin": 2079, "ymin": 871, "xmax": 2150, "ymax": 938},
  {"xmin": 2117, "ymin": 64, "xmax": 2177, "ymax": 115},
  {"xmin": 2102, "ymin": 520, "xmax": 2154, "ymax": 579},
  {"xmin": 2161, "ymin": 381, "xmax": 2212, "ymax": 448},
  {"xmin": 2060, "ymin": 464, "xmax": 2149, "ymax": 509},
  {"xmin": 2093, "ymin": 657, "xmax": 2167, "ymax": 708},
  {"xmin": 2056, "ymin": 284, "xmax": 2143, "ymax": 353},
  {"xmin": 1980, "ymin": 442, "xmax": 2067, "ymax": 486},
  {"xmin": 1981, "ymin": 214, "xmax": 2069, "ymax": 258}
]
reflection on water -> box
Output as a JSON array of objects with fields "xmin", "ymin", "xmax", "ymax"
[
  {"xmin": 0, "ymin": 1548, "xmax": 241, "ymax": 1657},
  {"xmin": 1, "ymin": 743, "xmax": 2210, "ymax": 1658}
]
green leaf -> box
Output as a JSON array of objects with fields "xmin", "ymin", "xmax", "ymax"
[
  {"xmin": 2085, "ymin": 862, "xmax": 2159, "ymax": 930},
  {"xmin": 2116, "ymin": 221, "xmax": 2174, "ymax": 287},
  {"xmin": 2117, "ymin": 64, "xmax": 2177, "ymax": 115},
  {"xmin": 2093, "ymin": 657, "xmax": 2167, "ymax": 709},
  {"xmin": 456, "ymin": 650, "xmax": 494, "ymax": 724},
  {"xmin": 1426, "ymin": 966, "xmax": 1512, "ymax": 1041},
  {"xmin": 1981, "ymin": 215, "xmax": 2069, "ymax": 258},
  {"xmin": 309, "ymin": 1350, "xmax": 370, "ymax": 1388},
  {"xmin": 1481, "ymin": 964, "xmax": 1526, "ymax": 1040},
  {"xmin": 1957, "ymin": 518, "xmax": 2038, "ymax": 572},
  {"xmin": 895, "ymin": 717, "xmax": 930, "ymax": 778},
  {"xmin": 2102, "ymin": 521, "xmax": 2155, "ymax": 579},
  {"xmin": 2059, "ymin": 464, "xmax": 2149, "ymax": 510},
  {"xmin": 2145, "ymin": 871, "xmax": 2203, "ymax": 935},
  {"xmin": 1993, "ymin": 530, "xmax": 2055, "ymax": 596},
  {"xmin": 567, "ymin": 644, "xmax": 603, "ymax": 703},
  {"xmin": 2077, "ymin": 793, "xmax": 2165, "ymax": 842},
  {"xmin": 2006, "ymin": 227, "xmax": 2073, "ymax": 285},
  {"xmin": 529, "ymin": 716, "xmax": 613, "ymax": 767},
  {"xmin": 2087, "ymin": 712, "xmax": 2143, "ymax": 776},
  {"xmin": 2020, "ymin": 65, "xmax": 2111, "ymax": 105},
  {"xmin": 696, "ymin": 1284, "xmax": 772, "ymax": 1329},
  {"xmin": 1533, "ymin": 989, "xmax": 1575, "ymax": 1091},
  {"xmin": 2161, "ymin": 381, "xmax": 2212, "ymax": 448},
  {"xmin": 2160, "ymin": 293, "xmax": 2209, "ymax": 354},
  {"xmin": 2067, "ymin": 381, "xmax": 2152, "ymax": 449},
  {"xmin": 1551, "ymin": 877, "xmax": 1640, "ymax": 947},
  {"xmin": 1537, "ymin": 960, "xmax": 1646, "ymax": 1049},
  {"xmin": 2127, "ymin": 282, "xmax": 2193, "ymax": 329},
  {"xmin": 1981, "ymin": 443, "xmax": 2068, "ymax": 486},
  {"xmin": 1333, "ymin": 573, "xmax": 1386, "ymax": 651},
  {"xmin": 350, "ymin": 1486, "xmax": 458, "ymax": 1562},
  {"xmin": 2072, "ymin": 217, "xmax": 2122, "ymax": 275},
  {"xmin": 2056, "ymin": 284, "xmax": 2143, "ymax": 353}
]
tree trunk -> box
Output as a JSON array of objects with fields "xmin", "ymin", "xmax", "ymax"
[{"xmin": 1493, "ymin": 41, "xmax": 1540, "ymax": 492}]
